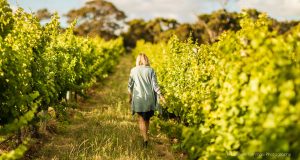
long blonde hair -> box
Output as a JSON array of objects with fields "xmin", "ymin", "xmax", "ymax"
[{"xmin": 136, "ymin": 53, "xmax": 150, "ymax": 66}]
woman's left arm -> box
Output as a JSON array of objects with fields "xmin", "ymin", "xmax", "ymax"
[
  {"xmin": 151, "ymin": 69, "xmax": 161, "ymax": 95},
  {"xmin": 151, "ymin": 69, "xmax": 165, "ymax": 103}
]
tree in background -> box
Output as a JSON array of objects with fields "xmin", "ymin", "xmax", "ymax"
[
  {"xmin": 122, "ymin": 18, "xmax": 179, "ymax": 49},
  {"xmin": 35, "ymin": 8, "xmax": 52, "ymax": 21},
  {"xmin": 122, "ymin": 8, "xmax": 299, "ymax": 49},
  {"xmin": 195, "ymin": 9, "xmax": 241, "ymax": 43},
  {"xmin": 122, "ymin": 9, "xmax": 242, "ymax": 48},
  {"xmin": 147, "ymin": 18, "xmax": 179, "ymax": 43},
  {"xmin": 122, "ymin": 19, "xmax": 151, "ymax": 48},
  {"xmin": 158, "ymin": 23, "xmax": 193, "ymax": 43},
  {"xmin": 65, "ymin": 0, "xmax": 126, "ymax": 40}
]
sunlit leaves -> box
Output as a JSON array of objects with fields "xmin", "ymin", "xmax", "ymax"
[
  {"xmin": 134, "ymin": 13, "xmax": 300, "ymax": 159},
  {"xmin": 0, "ymin": 2, "xmax": 124, "ymax": 159}
]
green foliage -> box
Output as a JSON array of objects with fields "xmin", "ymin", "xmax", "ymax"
[
  {"xmin": 0, "ymin": 94, "xmax": 38, "ymax": 135},
  {"xmin": 0, "ymin": 138, "xmax": 29, "ymax": 160},
  {"xmin": 0, "ymin": 2, "xmax": 124, "ymax": 159},
  {"xmin": 0, "ymin": 0, "xmax": 14, "ymax": 38},
  {"xmin": 133, "ymin": 13, "xmax": 300, "ymax": 159}
]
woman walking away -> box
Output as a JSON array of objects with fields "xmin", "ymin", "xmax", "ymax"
[{"xmin": 128, "ymin": 53, "xmax": 165, "ymax": 148}]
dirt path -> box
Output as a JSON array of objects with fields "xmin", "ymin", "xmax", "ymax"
[{"xmin": 32, "ymin": 54, "xmax": 179, "ymax": 160}]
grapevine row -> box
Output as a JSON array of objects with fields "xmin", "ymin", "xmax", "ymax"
[
  {"xmin": 0, "ymin": 1, "xmax": 124, "ymax": 158},
  {"xmin": 133, "ymin": 14, "xmax": 300, "ymax": 159}
]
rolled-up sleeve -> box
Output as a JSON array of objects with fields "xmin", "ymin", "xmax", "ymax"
[
  {"xmin": 128, "ymin": 70, "xmax": 134, "ymax": 94},
  {"xmin": 151, "ymin": 69, "xmax": 161, "ymax": 95}
]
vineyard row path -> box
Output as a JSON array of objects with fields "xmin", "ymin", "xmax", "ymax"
[{"xmin": 32, "ymin": 53, "xmax": 178, "ymax": 160}]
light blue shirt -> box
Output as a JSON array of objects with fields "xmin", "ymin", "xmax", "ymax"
[{"xmin": 128, "ymin": 66, "xmax": 161, "ymax": 113}]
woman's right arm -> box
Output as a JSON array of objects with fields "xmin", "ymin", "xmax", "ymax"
[
  {"xmin": 128, "ymin": 69, "xmax": 134, "ymax": 93},
  {"xmin": 128, "ymin": 69, "xmax": 134, "ymax": 103}
]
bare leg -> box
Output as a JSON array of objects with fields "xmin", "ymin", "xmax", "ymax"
[
  {"xmin": 145, "ymin": 120, "xmax": 150, "ymax": 134},
  {"xmin": 138, "ymin": 115, "xmax": 148, "ymax": 142}
]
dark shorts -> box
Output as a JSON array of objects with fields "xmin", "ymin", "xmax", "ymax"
[{"xmin": 137, "ymin": 110, "xmax": 154, "ymax": 121}]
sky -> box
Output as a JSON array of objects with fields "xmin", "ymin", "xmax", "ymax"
[{"xmin": 7, "ymin": 0, "xmax": 300, "ymax": 27}]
